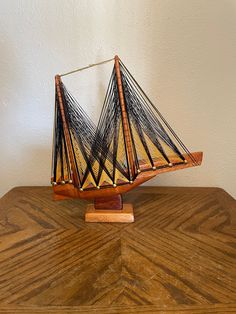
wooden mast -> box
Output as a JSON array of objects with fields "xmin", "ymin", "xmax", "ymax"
[
  {"xmin": 55, "ymin": 75, "xmax": 80, "ymax": 187},
  {"xmin": 114, "ymin": 55, "xmax": 135, "ymax": 180}
]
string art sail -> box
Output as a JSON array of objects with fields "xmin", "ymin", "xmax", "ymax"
[{"xmin": 51, "ymin": 56, "xmax": 202, "ymax": 221}]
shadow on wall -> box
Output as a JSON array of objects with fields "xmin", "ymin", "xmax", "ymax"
[
  {"xmin": 0, "ymin": 39, "xmax": 25, "ymax": 197},
  {"xmin": 24, "ymin": 145, "xmax": 52, "ymax": 185},
  {"xmin": 145, "ymin": 0, "xmax": 236, "ymax": 195},
  {"xmin": 0, "ymin": 39, "xmax": 21, "ymax": 126},
  {"xmin": 1, "ymin": 144, "xmax": 52, "ymax": 198}
]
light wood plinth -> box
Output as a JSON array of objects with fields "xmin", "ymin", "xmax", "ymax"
[{"xmin": 85, "ymin": 203, "xmax": 134, "ymax": 223}]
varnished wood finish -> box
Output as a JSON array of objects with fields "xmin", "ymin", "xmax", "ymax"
[
  {"xmin": 55, "ymin": 75, "xmax": 79, "ymax": 186},
  {"xmin": 85, "ymin": 203, "xmax": 134, "ymax": 223},
  {"xmin": 94, "ymin": 194, "xmax": 123, "ymax": 210},
  {"xmin": 114, "ymin": 55, "xmax": 135, "ymax": 179},
  {"xmin": 53, "ymin": 169, "xmax": 155, "ymax": 199},
  {"xmin": 53, "ymin": 151, "xmax": 203, "ymax": 200},
  {"xmin": 1, "ymin": 186, "xmax": 234, "ymax": 313}
]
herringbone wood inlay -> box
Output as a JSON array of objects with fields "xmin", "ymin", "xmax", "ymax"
[{"xmin": 0, "ymin": 186, "xmax": 235, "ymax": 313}]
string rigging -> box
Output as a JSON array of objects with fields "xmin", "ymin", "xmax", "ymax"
[{"xmin": 52, "ymin": 57, "xmax": 200, "ymax": 191}]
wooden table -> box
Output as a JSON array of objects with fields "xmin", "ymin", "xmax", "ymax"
[{"xmin": 0, "ymin": 186, "xmax": 235, "ymax": 313}]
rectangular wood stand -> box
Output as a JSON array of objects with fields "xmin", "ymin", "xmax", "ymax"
[{"xmin": 85, "ymin": 203, "xmax": 134, "ymax": 223}]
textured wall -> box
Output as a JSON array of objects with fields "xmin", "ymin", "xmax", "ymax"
[{"xmin": 1, "ymin": 0, "xmax": 236, "ymax": 198}]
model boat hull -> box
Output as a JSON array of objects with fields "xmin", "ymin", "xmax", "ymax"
[{"xmin": 53, "ymin": 151, "xmax": 203, "ymax": 200}]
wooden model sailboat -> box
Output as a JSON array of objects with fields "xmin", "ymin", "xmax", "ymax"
[{"xmin": 51, "ymin": 56, "xmax": 203, "ymax": 222}]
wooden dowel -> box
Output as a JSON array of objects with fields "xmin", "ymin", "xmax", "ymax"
[
  {"xmin": 114, "ymin": 55, "xmax": 135, "ymax": 180},
  {"xmin": 55, "ymin": 75, "xmax": 80, "ymax": 186}
]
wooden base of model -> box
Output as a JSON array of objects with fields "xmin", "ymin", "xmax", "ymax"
[
  {"xmin": 53, "ymin": 152, "xmax": 203, "ymax": 223},
  {"xmin": 85, "ymin": 203, "xmax": 134, "ymax": 223},
  {"xmin": 85, "ymin": 194, "xmax": 134, "ymax": 223}
]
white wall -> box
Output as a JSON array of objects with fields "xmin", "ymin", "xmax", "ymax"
[{"xmin": 1, "ymin": 0, "xmax": 236, "ymax": 198}]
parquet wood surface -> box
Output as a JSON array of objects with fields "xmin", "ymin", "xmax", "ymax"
[{"xmin": 0, "ymin": 186, "xmax": 235, "ymax": 313}]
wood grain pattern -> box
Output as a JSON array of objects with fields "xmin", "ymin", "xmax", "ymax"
[
  {"xmin": 52, "ymin": 151, "xmax": 202, "ymax": 200},
  {"xmin": 55, "ymin": 75, "xmax": 79, "ymax": 186},
  {"xmin": 94, "ymin": 194, "xmax": 123, "ymax": 210},
  {"xmin": 0, "ymin": 186, "xmax": 235, "ymax": 313},
  {"xmin": 114, "ymin": 55, "xmax": 135, "ymax": 179},
  {"xmin": 85, "ymin": 203, "xmax": 134, "ymax": 223}
]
